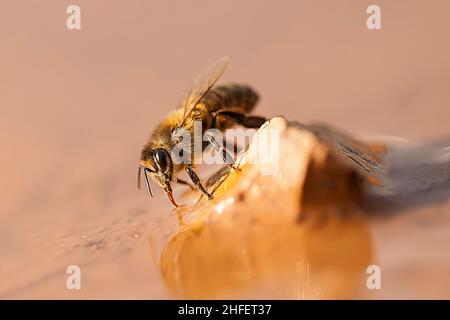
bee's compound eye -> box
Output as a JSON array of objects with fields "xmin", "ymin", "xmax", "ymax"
[{"xmin": 154, "ymin": 148, "xmax": 168, "ymax": 172}]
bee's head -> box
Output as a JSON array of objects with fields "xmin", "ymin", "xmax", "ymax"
[{"xmin": 139, "ymin": 147, "xmax": 179, "ymax": 207}]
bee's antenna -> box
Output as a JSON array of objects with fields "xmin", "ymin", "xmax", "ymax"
[
  {"xmin": 144, "ymin": 168, "xmax": 154, "ymax": 197},
  {"xmin": 137, "ymin": 166, "xmax": 142, "ymax": 190}
]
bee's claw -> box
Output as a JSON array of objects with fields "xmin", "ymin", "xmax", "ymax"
[{"xmin": 231, "ymin": 164, "xmax": 241, "ymax": 172}]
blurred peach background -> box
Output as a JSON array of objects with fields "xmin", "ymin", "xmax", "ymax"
[{"xmin": 0, "ymin": 0, "xmax": 449, "ymax": 298}]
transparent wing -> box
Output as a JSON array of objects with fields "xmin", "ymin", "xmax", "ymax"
[{"xmin": 178, "ymin": 56, "xmax": 229, "ymax": 126}]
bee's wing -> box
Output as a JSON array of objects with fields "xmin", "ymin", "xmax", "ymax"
[{"xmin": 178, "ymin": 56, "xmax": 229, "ymax": 126}]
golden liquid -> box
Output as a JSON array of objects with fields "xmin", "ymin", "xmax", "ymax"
[{"xmin": 155, "ymin": 118, "xmax": 376, "ymax": 299}]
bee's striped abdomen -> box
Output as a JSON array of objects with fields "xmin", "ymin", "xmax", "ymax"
[{"xmin": 204, "ymin": 84, "xmax": 259, "ymax": 114}]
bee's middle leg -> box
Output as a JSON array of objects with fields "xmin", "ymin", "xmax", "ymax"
[
  {"xmin": 185, "ymin": 165, "xmax": 214, "ymax": 200},
  {"xmin": 175, "ymin": 178, "xmax": 196, "ymax": 191},
  {"xmin": 205, "ymin": 166, "xmax": 232, "ymax": 196}
]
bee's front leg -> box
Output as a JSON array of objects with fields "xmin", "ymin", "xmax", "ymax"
[
  {"xmin": 193, "ymin": 166, "xmax": 232, "ymax": 205},
  {"xmin": 185, "ymin": 165, "xmax": 214, "ymax": 200}
]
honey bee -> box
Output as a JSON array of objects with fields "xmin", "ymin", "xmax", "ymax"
[{"xmin": 138, "ymin": 57, "xmax": 266, "ymax": 207}]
